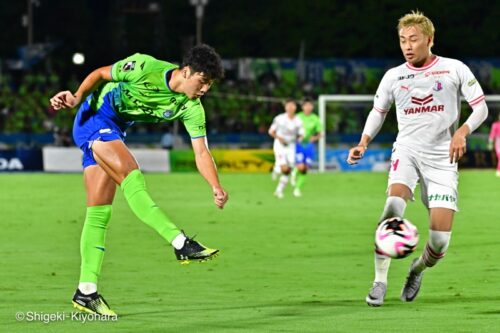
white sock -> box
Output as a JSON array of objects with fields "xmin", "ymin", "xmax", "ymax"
[
  {"xmin": 172, "ymin": 232, "xmax": 187, "ymax": 250},
  {"xmin": 273, "ymin": 164, "xmax": 282, "ymax": 174},
  {"xmin": 380, "ymin": 196, "xmax": 407, "ymax": 221},
  {"xmin": 413, "ymin": 230, "xmax": 451, "ymax": 273},
  {"xmin": 372, "ymin": 196, "xmax": 405, "ymax": 284},
  {"xmin": 78, "ymin": 282, "xmax": 97, "ymax": 295},
  {"xmin": 276, "ymin": 175, "xmax": 289, "ymax": 192},
  {"xmin": 374, "ymin": 253, "xmax": 391, "ymax": 284}
]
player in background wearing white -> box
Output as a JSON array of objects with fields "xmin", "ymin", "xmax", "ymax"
[
  {"xmin": 487, "ymin": 114, "xmax": 500, "ymax": 176},
  {"xmin": 347, "ymin": 10, "xmax": 488, "ymax": 306},
  {"xmin": 269, "ymin": 99, "xmax": 304, "ymax": 198}
]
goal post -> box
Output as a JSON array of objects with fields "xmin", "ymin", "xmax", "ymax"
[{"xmin": 317, "ymin": 94, "xmax": 500, "ymax": 173}]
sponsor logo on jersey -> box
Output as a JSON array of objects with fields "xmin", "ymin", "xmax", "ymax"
[
  {"xmin": 400, "ymin": 85, "xmax": 409, "ymax": 91},
  {"xmin": 405, "ymin": 94, "xmax": 444, "ymax": 115},
  {"xmin": 428, "ymin": 193, "xmax": 456, "ymax": 202},
  {"xmin": 398, "ymin": 74, "xmax": 415, "ymax": 81},
  {"xmin": 404, "ymin": 105, "xmax": 444, "ymax": 115},
  {"xmin": 433, "ymin": 80, "xmax": 443, "ymax": 92},
  {"xmin": 468, "ymin": 78, "xmax": 477, "ymax": 87},
  {"xmin": 411, "ymin": 94, "xmax": 433, "ymax": 105},
  {"xmin": 424, "ymin": 70, "xmax": 450, "ymax": 77},
  {"xmin": 122, "ymin": 61, "xmax": 136, "ymax": 72},
  {"xmin": 163, "ymin": 110, "xmax": 174, "ymax": 118}
]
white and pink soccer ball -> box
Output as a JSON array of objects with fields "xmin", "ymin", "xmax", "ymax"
[{"xmin": 375, "ymin": 217, "xmax": 419, "ymax": 259}]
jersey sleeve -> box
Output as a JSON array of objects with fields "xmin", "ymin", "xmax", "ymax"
[
  {"xmin": 181, "ymin": 100, "xmax": 207, "ymax": 138},
  {"xmin": 458, "ymin": 62, "xmax": 485, "ymax": 107},
  {"xmin": 373, "ymin": 69, "xmax": 395, "ymax": 113},
  {"xmin": 269, "ymin": 116, "xmax": 279, "ymax": 132},
  {"xmin": 111, "ymin": 53, "xmax": 152, "ymax": 83}
]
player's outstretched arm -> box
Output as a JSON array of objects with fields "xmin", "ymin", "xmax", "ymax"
[
  {"xmin": 191, "ymin": 137, "xmax": 228, "ymax": 209},
  {"xmin": 50, "ymin": 65, "xmax": 112, "ymax": 110}
]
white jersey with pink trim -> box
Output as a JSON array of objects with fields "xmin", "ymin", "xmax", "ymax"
[
  {"xmin": 373, "ymin": 56, "xmax": 485, "ymax": 154},
  {"xmin": 270, "ymin": 113, "xmax": 304, "ymax": 145}
]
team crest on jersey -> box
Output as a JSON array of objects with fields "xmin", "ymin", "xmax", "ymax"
[
  {"xmin": 122, "ymin": 61, "xmax": 136, "ymax": 72},
  {"xmin": 433, "ymin": 80, "xmax": 443, "ymax": 92},
  {"xmin": 163, "ymin": 110, "xmax": 174, "ymax": 118}
]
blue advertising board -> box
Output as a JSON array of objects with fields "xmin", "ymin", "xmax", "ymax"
[{"xmin": 0, "ymin": 148, "xmax": 43, "ymax": 172}]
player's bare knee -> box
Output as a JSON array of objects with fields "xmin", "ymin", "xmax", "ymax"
[{"xmin": 388, "ymin": 184, "xmax": 412, "ymax": 201}]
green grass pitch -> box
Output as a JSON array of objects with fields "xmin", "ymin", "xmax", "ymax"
[{"xmin": 1, "ymin": 171, "xmax": 499, "ymax": 332}]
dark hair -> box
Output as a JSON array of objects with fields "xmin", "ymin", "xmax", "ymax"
[
  {"xmin": 182, "ymin": 44, "xmax": 224, "ymax": 81},
  {"xmin": 283, "ymin": 98, "xmax": 296, "ymax": 105},
  {"xmin": 302, "ymin": 96, "xmax": 314, "ymax": 105}
]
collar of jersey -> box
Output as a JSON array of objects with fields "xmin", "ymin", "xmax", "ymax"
[
  {"xmin": 164, "ymin": 68, "xmax": 176, "ymax": 92},
  {"xmin": 405, "ymin": 55, "xmax": 440, "ymax": 71}
]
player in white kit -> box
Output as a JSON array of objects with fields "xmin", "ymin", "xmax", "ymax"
[
  {"xmin": 347, "ymin": 10, "xmax": 489, "ymax": 306},
  {"xmin": 269, "ymin": 99, "xmax": 304, "ymax": 198}
]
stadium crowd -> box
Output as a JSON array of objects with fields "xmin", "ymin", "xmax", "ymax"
[{"xmin": 0, "ymin": 64, "xmax": 498, "ymax": 143}]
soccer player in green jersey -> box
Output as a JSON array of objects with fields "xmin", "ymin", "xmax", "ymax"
[
  {"xmin": 50, "ymin": 44, "xmax": 228, "ymax": 316},
  {"xmin": 291, "ymin": 97, "xmax": 322, "ymax": 197}
]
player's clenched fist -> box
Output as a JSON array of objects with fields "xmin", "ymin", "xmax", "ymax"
[
  {"xmin": 50, "ymin": 91, "xmax": 80, "ymax": 110},
  {"xmin": 213, "ymin": 187, "xmax": 228, "ymax": 209},
  {"xmin": 347, "ymin": 145, "xmax": 367, "ymax": 165}
]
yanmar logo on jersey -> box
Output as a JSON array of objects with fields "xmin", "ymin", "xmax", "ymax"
[
  {"xmin": 411, "ymin": 94, "xmax": 433, "ymax": 105},
  {"xmin": 405, "ymin": 94, "xmax": 444, "ymax": 115}
]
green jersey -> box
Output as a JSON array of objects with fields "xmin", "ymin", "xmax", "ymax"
[
  {"xmin": 296, "ymin": 112, "xmax": 322, "ymax": 143},
  {"xmin": 90, "ymin": 53, "xmax": 206, "ymax": 138}
]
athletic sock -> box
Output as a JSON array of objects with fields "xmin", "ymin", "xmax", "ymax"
[
  {"xmin": 78, "ymin": 282, "xmax": 97, "ymax": 295},
  {"xmin": 374, "ymin": 253, "xmax": 391, "ymax": 284},
  {"xmin": 372, "ymin": 196, "xmax": 407, "ymax": 284},
  {"xmin": 295, "ymin": 172, "xmax": 306, "ymax": 190},
  {"xmin": 276, "ymin": 175, "xmax": 289, "ymax": 192},
  {"xmin": 413, "ymin": 230, "xmax": 451, "ymax": 273},
  {"xmin": 380, "ymin": 196, "xmax": 407, "ymax": 221},
  {"xmin": 121, "ymin": 169, "xmax": 181, "ymax": 243},
  {"xmin": 79, "ymin": 205, "xmax": 112, "ymax": 284},
  {"xmin": 171, "ymin": 233, "xmax": 187, "ymax": 250}
]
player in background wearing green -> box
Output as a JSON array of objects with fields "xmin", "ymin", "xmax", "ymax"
[
  {"xmin": 50, "ymin": 45, "xmax": 228, "ymax": 316},
  {"xmin": 291, "ymin": 97, "xmax": 322, "ymax": 197}
]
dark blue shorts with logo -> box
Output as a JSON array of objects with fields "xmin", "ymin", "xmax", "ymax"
[{"xmin": 72, "ymin": 96, "xmax": 132, "ymax": 169}]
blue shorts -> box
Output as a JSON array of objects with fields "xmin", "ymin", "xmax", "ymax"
[
  {"xmin": 73, "ymin": 96, "xmax": 132, "ymax": 168},
  {"xmin": 295, "ymin": 143, "xmax": 315, "ymax": 166}
]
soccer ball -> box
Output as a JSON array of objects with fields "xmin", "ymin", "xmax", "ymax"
[{"xmin": 375, "ymin": 217, "xmax": 419, "ymax": 259}]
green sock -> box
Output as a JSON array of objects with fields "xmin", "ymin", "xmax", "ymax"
[
  {"xmin": 121, "ymin": 169, "xmax": 181, "ymax": 243},
  {"xmin": 80, "ymin": 205, "xmax": 112, "ymax": 283},
  {"xmin": 296, "ymin": 172, "xmax": 306, "ymax": 190}
]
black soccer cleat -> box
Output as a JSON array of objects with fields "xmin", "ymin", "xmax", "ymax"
[
  {"xmin": 174, "ymin": 233, "xmax": 219, "ymax": 264},
  {"xmin": 72, "ymin": 289, "xmax": 117, "ymax": 316}
]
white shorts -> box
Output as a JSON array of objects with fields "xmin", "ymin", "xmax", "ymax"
[
  {"xmin": 388, "ymin": 144, "xmax": 459, "ymax": 211},
  {"xmin": 274, "ymin": 141, "xmax": 296, "ymax": 168}
]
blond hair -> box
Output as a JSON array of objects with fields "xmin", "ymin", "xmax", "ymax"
[{"xmin": 398, "ymin": 10, "xmax": 435, "ymax": 47}]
